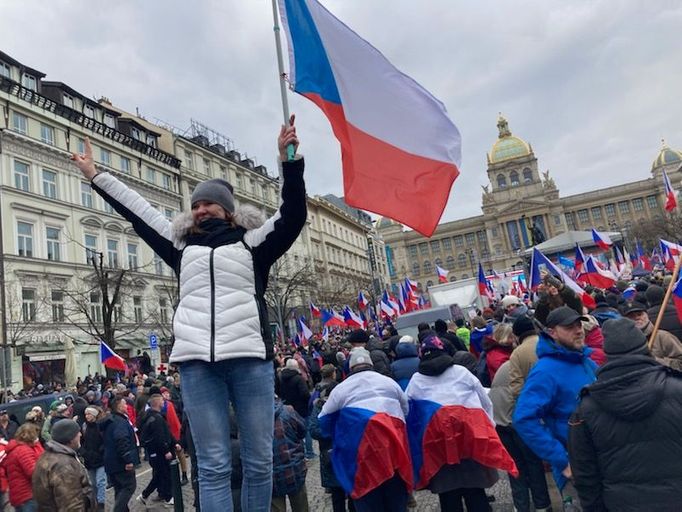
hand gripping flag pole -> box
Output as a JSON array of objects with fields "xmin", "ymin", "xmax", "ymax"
[{"xmin": 271, "ymin": 0, "xmax": 296, "ymax": 161}]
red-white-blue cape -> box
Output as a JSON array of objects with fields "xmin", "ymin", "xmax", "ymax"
[
  {"xmin": 318, "ymin": 370, "xmax": 413, "ymax": 498},
  {"xmin": 406, "ymin": 365, "xmax": 517, "ymax": 489}
]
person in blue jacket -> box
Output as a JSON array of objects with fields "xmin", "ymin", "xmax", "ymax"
[
  {"xmin": 391, "ymin": 336, "xmax": 420, "ymax": 390},
  {"xmin": 513, "ymin": 306, "xmax": 597, "ymax": 507}
]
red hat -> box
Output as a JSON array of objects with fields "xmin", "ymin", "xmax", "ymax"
[{"xmin": 160, "ymin": 387, "xmax": 169, "ymax": 394}]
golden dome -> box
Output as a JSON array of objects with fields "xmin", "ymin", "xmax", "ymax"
[
  {"xmin": 489, "ymin": 115, "xmax": 532, "ymax": 164},
  {"xmin": 652, "ymin": 139, "xmax": 682, "ymax": 170}
]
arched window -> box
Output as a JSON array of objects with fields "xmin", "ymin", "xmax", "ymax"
[
  {"xmin": 434, "ymin": 258, "xmax": 442, "ymax": 267},
  {"xmin": 497, "ymin": 174, "xmax": 507, "ymax": 188},
  {"xmin": 449, "ymin": 275, "xmax": 456, "ymax": 282},
  {"xmin": 523, "ymin": 168, "xmax": 532, "ymax": 183},
  {"xmin": 458, "ymin": 253, "xmax": 467, "ymax": 268},
  {"xmin": 426, "ymin": 280, "xmax": 434, "ymax": 288},
  {"xmin": 446, "ymin": 256, "xmax": 455, "ymax": 270},
  {"xmin": 510, "ymin": 171, "xmax": 520, "ymax": 186},
  {"xmin": 461, "ymin": 273, "xmax": 469, "ymax": 279},
  {"xmin": 423, "ymin": 260, "xmax": 432, "ymax": 274},
  {"xmin": 412, "ymin": 262, "xmax": 420, "ymax": 276}
]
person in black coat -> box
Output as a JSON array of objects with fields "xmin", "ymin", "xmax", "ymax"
[
  {"xmin": 569, "ymin": 318, "xmax": 682, "ymax": 512},
  {"xmin": 138, "ymin": 395, "xmax": 174, "ymax": 505},
  {"xmin": 434, "ymin": 319, "xmax": 467, "ymax": 353},
  {"xmin": 81, "ymin": 406, "xmax": 106, "ymax": 509},
  {"xmin": 278, "ymin": 359, "xmax": 311, "ymax": 420}
]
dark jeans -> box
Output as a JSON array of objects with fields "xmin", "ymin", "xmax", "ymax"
[
  {"xmin": 109, "ymin": 470, "xmax": 136, "ymax": 512},
  {"xmin": 142, "ymin": 454, "xmax": 172, "ymax": 501},
  {"xmin": 438, "ymin": 487, "xmax": 490, "ymax": 512},
  {"xmin": 497, "ymin": 425, "xmax": 551, "ymax": 512},
  {"xmin": 330, "ymin": 487, "xmax": 355, "ymax": 512},
  {"xmin": 352, "ymin": 474, "xmax": 407, "ymax": 512}
]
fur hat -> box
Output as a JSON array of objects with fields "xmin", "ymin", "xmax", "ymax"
[
  {"xmin": 84, "ymin": 407, "xmax": 100, "ymax": 418},
  {"xmin": 347, "ymin": 329, "xmax": 369, "ymax": 345}
]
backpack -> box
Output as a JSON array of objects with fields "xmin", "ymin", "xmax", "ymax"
[{"xmin": 474, "ymin": 351, "xmax": 491, "ymax": 388}]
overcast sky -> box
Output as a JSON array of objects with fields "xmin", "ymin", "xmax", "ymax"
[{"xmin": 2, "ymin": 1, "xmax": 680, "ymax": 226}]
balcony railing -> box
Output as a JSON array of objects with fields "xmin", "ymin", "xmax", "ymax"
[{"xmin": 0, "ymin": 76, "xmax": 181, "ymax": 168}]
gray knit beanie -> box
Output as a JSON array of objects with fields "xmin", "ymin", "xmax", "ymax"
[
  {"xmin": 191, "ymin": 179, "xmax": 235, "ymax": 214},
  {"xmin": 51, "ymin": 419, "xmax": 81, "ymax": 445},
  {"xmin": 602, "ymin": 317, "xmax": 649, "ymax": 357}
]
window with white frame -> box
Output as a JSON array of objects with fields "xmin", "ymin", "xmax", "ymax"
[
  {"xmin": 203, "ymin": 158, "xmax": 211, "ymax": 174},
  {"xmin": 76, "ymin": 137, "xmax": 85, "ymax": 154},
  {"xmin": 17, "ymin": 222, "xmax": 33, "ymax": 257},
  {"xmin": 89, "ymin": 292, "xmax": 102, "ymax": 323},
  {"xmin": 162, "ymin": 174, "xmax": 171, "ymax": 190},
  {"xmin": 46, "ymin": 227, "xmax": 61, "ymax": 261},
  {"xmin": 83, "ymin": 104, "xmax": 94, "ymax": 119},
  {"xmin": 63, "ymin": 94, "xmax": 74, "ymax": 109},
  {"xmin": 40, "ymin": 123, "xmax": 55, "ymax": 145},
  {"xmin": 184, "ymin": 150, "xmax": 194, "ymax": 170},
  {"xmin": 164, "ymin": 208, "xmax": 174, "ymax": 220},
  {"xmin": 81, "ymin": 182, "xmax": 93, "ymax": 208},
  {"xmin": 103, "ymin": 202, "xmax": 114, "ymax": 215},
  {"xmin": 154, "ymin": 254, "xmax": 164, "ymax": 275},
  {"xmin": 107, "ymin": 239, "xmax": 119, "ymax": 268},
  {"xmin": 11, "ymin": 112, "xmax": 27, "ymax": 134},
  {"xmin": 127, "ymin": 243, "xmax": 138, "ymax": 270},
  {"xmin": 133, "ymin": 296, "xmax": 143, "ymax": 323},
  {"xmin": 159, "ymin": 297, "xmax": 169, "ymax": 324},
  {"xmin": 84, "ymin": 234, "xmax": 98, "ymax": 263},
  {"xmin": 51, "ymin": 290, "xmax": 64, "ymax": 322},
  {"xmin": 146, "ymin": 134, "xmax": 156, "ymax": 148},
  {"xmin": 22, "ymin": 288, "xmax": 36, "ymax": 322},
  {"xmin": 146, "ymin": 167, "xmax": 156, "ymax": 184},
  {"xmin": 103, "ymin": 113, "xmax": 115, "ymax": 128},
  {"xmin": 131, "ymin": 127, "xmax": 141, "ymax": 141},
  {"xmin": 219, "ymin": 166, "xmax": 227, "ymax": 180},
  {"xmin": 42, "ymin": 169, "xmax": 57, "ymax": 199},
  {"xmin": 113, "ymin": 300, "xmax": 122, "ymax": 323},
  {"xmin": 14, "ymin": 161, "xmax": 30, "ymax": 191},
  {"xmin": 120, "ymin": 157, "xmax": 131, "ymax": 174},
  {"xmin": 236, "ymin": 174, "xmax": 244, "ymax": 191},
  {"xmin": 100, "ymin": 148, "xmax": 111, "ymax": 166},
  {"xmin": 0, "ymin": 61, "xmax": 10, "ymax": 78},
  {"xmin": 21, "ymin": 74, "xmax": 36, "ymax": 91}
]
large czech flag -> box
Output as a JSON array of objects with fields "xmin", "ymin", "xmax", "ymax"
[
  {"xmin": 277, "ymin": 0, "xmax": 461, "ymax": 236},
  {"xmin": 406, "ymin": 365, "xmax": 517, "ymax": 489},
  {"xmin": 318, "ymin": 371, "xmax": 413, "ymax": 498},
  {"xmin": 100, "ymin": 341, "xmax": 126, "ymax": 372}
]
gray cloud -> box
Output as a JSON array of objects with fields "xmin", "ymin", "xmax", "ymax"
[{"xmin": 2, "ymin": 0, "xmax": 680, "ymax": 228}]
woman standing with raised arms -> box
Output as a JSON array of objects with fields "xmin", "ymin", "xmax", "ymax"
[{"xmin": 72, "ymin": 116, "xmax": 306, "ymax": 511}]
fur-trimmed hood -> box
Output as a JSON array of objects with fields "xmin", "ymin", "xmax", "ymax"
[{"xmin": 171, "ymin": 204, "xmax": 267, "ymax": 243}]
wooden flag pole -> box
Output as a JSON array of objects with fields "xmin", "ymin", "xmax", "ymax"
[{"xmin": 648, "ymin": 253, "xmax": 682, "ymax": 350}]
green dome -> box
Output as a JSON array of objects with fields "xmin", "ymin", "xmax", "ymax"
[
  {"xmin": 489, "ymin": 115, "xmax": 532, "ymax": 164},
  {"xmin": 376, "ymin": 216, "xmax": 398, "ymax": 229},
  {"xmin": 652, "ymin": 140, "xmax": 682, "ymax": 170}
]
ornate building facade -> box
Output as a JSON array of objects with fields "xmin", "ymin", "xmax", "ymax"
[
  {"xmin": 379, "ymin": 115, "xmax": 682, "ymax": 290},
  {"xmin": 0, "ymin": 49, "xmax": 390, "ymax": 388}
]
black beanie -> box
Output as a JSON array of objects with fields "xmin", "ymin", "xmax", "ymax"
[
  {"xmin": 645, "ymin": 285, "xmax": 665, "ymax": 307},
  {"xmin": 602, "ymin": 318, "xmax": 649, "ymax": 357},
  {"xmin": 512, "ymin": 315, "xmax": 535, "ymax": 337},
  {"xmin": 51, "ymin": 419, "xmax": 81, "ymax": 445}
]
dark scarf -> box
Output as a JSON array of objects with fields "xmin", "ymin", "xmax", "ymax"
[
  {"xmin": 418, "ymin": 352, "xmax": 454, "ymax": 376},
  {"xmin": 185, "ymin": 218, "xmax": 245, "ymax": 248}
]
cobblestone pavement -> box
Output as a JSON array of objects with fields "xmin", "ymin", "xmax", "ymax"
[{"xmin": 108, "ymin": 457, "xmax": 521, "ymax": 511}]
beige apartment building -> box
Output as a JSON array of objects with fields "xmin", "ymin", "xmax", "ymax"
[
  {"xmin": 378, "ymin": 115, "xmax": 682, "ymax": 291},
  {"xmin": 0, "ymin": 49, "xmax": 389, "ymax": 389}
]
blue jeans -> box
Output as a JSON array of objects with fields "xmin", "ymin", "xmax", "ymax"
[
  {"xmin": 181, "ymin": 358, "xmax": 274, "ymax": 512},
  {"xmin": 15, "ymin": 499, "xmax": 37, "ymax": 512},
  {"xmin": 88, "ymin": 466, "xmax": 107, "ymax": 504},
  {"xmin": 304, "ymin": 415, "xmax": 316, "ymax": 458}
]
